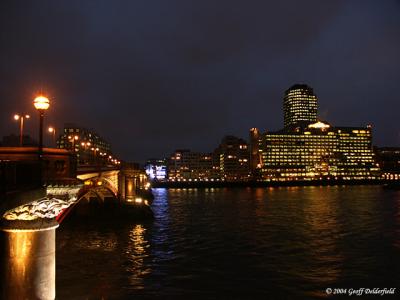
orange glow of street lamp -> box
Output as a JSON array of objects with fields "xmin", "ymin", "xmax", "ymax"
[
  {"xmin": 68, "ymin": 135, "xmax": 79, "ymax": 152},
  {"xmin": 13, "ymin": 114, "xmax": 30, "ymax": 146},
  {"xmin": 14, "ymin": 114, "xmax": 30, "ymax": 120},
  {"xmin": 33, "ymin": 95, "xmax": 50, "ymax": 161},
  {"xmin": 33, "ymin": 95, "xmax": 50, "ymax": 111},
  {"xmin": 48, "ymin": 126, "xmax": 56, "ymax": 146},
  {"xmin": 32, "ymin": 94, "xmax": 50, "ymax": 185}
]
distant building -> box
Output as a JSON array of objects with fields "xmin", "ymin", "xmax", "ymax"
[
  {"xmin": 260, "ymin": 122, "xmax": 379, "ymax": 181},
  {"xmin": 255, "ymin": 84, "xmax": 379, "ymax": 181},
  {"xmin": 168, "ymin": 149, "xmax": 217, "ymax": 180},
  {"xmin": 284, "ymin": 84, "xmax": 318, "ymax": 130},
  {"xmin": 166, "ymin": 138, "xmax": 250, "ymax": 181},
  {"xmin": 57, "ymin": 124, "xmax": 112, "ymax": 165},
  {"xmin": 1, "ymin": 134, "xmax": 38, "ymax": 147},
  {"xmin": 375, "ymin": 147, "xmax": 400, "ymax": 180},
  {"xmin": 249, "ymin": 128, "xmax": 262, "ymax": 177},
  {"xmin": 145, "ymin": 159, "xmax": 167, "ymax": 181},
  {"xmin": 217, "ymin": 136, "xmax": 250, "ymax": 181}
]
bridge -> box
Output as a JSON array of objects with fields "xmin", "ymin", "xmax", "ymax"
[{"xmin": 0, "ymin": 147, "xmax": 152, "ymax": 300}]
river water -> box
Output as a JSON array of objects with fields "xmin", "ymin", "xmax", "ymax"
[{"xmin": 56, "ymin": 186, "xmax": 400, "ymax": 299}]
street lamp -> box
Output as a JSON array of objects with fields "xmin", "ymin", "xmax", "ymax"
[
  {"xmin": 81, "ymin": 141, "xmax": 91, "ymax": 149},
  {"xmin": 33, "ymin": 95, "xmax": 50, "ymax": 185},
  {"xmin": 68, "ymin": 135, "xmax": 79, "ymax": 152},
  {"xmin": 13, "ymin": 114, "xmax": 30, "ymax": 146},
  {"xmin": 48, "ymin": 127, "xmax": 56, "ymax": 147},
  {"xmin": 33, "ymin": 96, "xmax": 50, "ymax": 157},
  {"xmin": 91, "ymin": 147, "xmax": 99, "ymax": 164},
  {"xmin": 80, "ymin": 141, "xmax": 91, "ymax": 164}
]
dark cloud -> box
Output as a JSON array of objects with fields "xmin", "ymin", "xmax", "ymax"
[{"xmin": 0, "ymin": 0, "xmax": 399, "ymax": 162}]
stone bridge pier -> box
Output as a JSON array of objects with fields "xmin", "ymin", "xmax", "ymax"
[
  {"xmin": 0, "ymin": 148, "xmax": 77, "ymax": 300},
  {"xmin": 118, "ymin": 163, "xmax": 148, "ymax": 201},
  {"xmin": 1, "ymin": 219, "xmax": 58, "ymax": 300},
  {"xmin": 0, "ymin": 185, "xmax": 81, "ymax": 300},
  {"xmin": 1, "ymin": 151, "xmax": 151, "ymax": 299}
]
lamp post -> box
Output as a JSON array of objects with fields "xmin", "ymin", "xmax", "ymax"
[
  {"xmin": 91, "ymin": 147, "xmax": 99, "ymax": 165},
  {"xmin": 33, "ymin": 96, "xmax": 50, "ymax": 185},
  {"xmin": 13, "ymin": 114, "xmax": 30, "ymax": 146},
  {"xmin": 68, "ymin": 135, "xmax": 79, "ymax": 152},
  {"xmin": 81, "ymin": 141, "xmax": 91, "ymax": 164},
  {"xmin": 81, "ymin": 141, "xmax": 91, "ymax": 150},
  {"xmin": 48, "ymin": 127, "xmax": 56, "ymax": 147}
]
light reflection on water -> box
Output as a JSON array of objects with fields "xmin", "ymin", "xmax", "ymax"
[
  {"xmin": 125, "ymin": 225, "xmax": 151, "ymax": 289},
  {"xmin": 57, "ymin": 186, "xmax": 400, "ymax": 299}
]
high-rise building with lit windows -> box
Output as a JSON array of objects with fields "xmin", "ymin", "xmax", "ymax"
[
  {"xmin": 284, "ymin": 84, "xmax": 318, "ymax": 129},
  {"xmin": 254, "ymin": 84, "xmax": 380, "ymax": 181}
]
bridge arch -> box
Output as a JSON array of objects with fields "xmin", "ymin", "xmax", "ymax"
[{"xmin": 55, "ymin": 177, "xmax": 120, "ymax": 223}]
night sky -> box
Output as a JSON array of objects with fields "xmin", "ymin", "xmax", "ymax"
[{"xmin": 1, "ymin": 1, "xmax": 399, "ymax": 163}]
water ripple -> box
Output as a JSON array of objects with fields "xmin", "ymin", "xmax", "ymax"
[{"xmin": 56, "ymin": 186, "xmax": 400, "ymax": 299}]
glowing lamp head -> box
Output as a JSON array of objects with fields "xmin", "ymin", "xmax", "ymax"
[
  {"xmin": 48, "ymin": 127, "xmax": 54, "ymax": 133},
  {"xmin": 33, "ymin": 96, "xmax": 50, "ymax": 111},
  {"xmin": 14, "ymin": 114, "xmax": 20, "ymax": 120}
]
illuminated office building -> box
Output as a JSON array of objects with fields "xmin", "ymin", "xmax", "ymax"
[
  {"xmin": 260, "ymin": 122, "xmax": 379, "ymax": 181},
  {"xmin": 218, "ymin": 136, "xmax": 250, "ymax": 181},
  {"xmin": 168, "ymin": 149, "xmax": 217, "ymax": 180},
  {"xmin": 284, "ymin": 84, "xmax": 318, "ymax": 129},
  {"xmin": 256, "ymin": 84, "xmax": 380, "ymax": 181},
  {"xmin": 167, "ymin": 137, "xmax": 250, "ymax": 181},
  {"xmin": 57, "ymin": 124, "xmax": 113, "ymax": 165}
]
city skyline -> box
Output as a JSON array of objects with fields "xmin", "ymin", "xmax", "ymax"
[{"xmin": 0, "ymin": 1, "xmax": 399, "ymax": 162}]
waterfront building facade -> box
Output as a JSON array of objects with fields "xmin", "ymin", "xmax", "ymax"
[
  {"xmin": 260, "ymin": 122, "xmax": 379, "ymax": 181},
  {"xmin": 151, "ymin": 83, "xmax": 381, "ymax": 183},
  {"xmin": 57, "ymin": 124, "xmax": 112, "ymax": 165},
  {"xmin": 217, "ymin": 136, "xmax": 250, "ymax": 181},
  {"xmin": 167, "ymin": 149, "xmax": 217, "ymax": 180},
  {"xmin": 256, "ymin": 84, "xmax": 380, "ymax": 181},
  {"xmin": 375, "ymin": 147, "xmax": 400, "ymax": 180}
]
